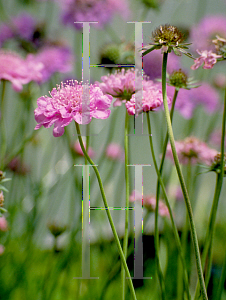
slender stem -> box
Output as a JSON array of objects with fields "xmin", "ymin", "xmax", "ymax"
[
  {"xmin": 121, "ymin": 110, "xmax": 130, "ymax": 299},
  {"xmin": 161, "ymin": 52, "xmax": 207, "ymax": 300},
  {"xmin": 0, "ymin": 80, "xmax": 6, "ymax": 170},
  {"xmin": 146, "ymin": 112, "xmax": 191, "ymax": 300},
  {"xmin": 75, "ymin": 121, "xmax": 137, "ymax": 300},
  {"xmin": 194, "ymin": 85, "xmax": 226, "ymax": 300},
  {"xmin": 215, "ymin": 250, "xmax": 226, "ymax": 300}
]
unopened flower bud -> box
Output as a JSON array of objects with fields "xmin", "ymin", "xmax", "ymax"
[{"xmin": 169, "ymin": 69, "xmax": 188, "ymax": 89}]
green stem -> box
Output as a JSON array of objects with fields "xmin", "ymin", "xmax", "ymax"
[
  {"xmin": 146, "ymin": 112, "xmax": 190, "ymax": 300},
  {"xmin": 195, "ymin": 85, "xmax": 226, "ymax": 300},
  {"xmin": 161, "ymin": 52, "xmax": 207, "ymax": 300},
  {"xmin": 75, "ymin": 121, "xmax": 137, "ymax": 300},
  {"xmin": 0, "ymin": 80, "xmax": 6, "ymax": 170},
  {"xmin": 121, "ymin": 110, "xmax": 130, "ymax": 299},
  {"xmin": 215, "ymin": 250, "xmax": 226, "ymax": 300}
]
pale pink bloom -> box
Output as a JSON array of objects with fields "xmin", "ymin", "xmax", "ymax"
[
  {"xmin": 0, "ymin": 50, "xmax": 43, "ymax": 91},
  {"xmin": 191, "ymin": 50, "xmax": 221, "ymax": 70},
  {"xmin": 125, "ymin": 84, "xmax": 170, "ymax": 116},
  {"xmin": 129, "ymin": 190, "xmax": 170, "ymax": 218},
  {"xmin": 165, "ymin": 136, "xmax": 218, "ymax": 165},
  {"xmin": 0, "ymin": 245, "xmax": 5, "ymax": 255},
  {"xmin": 105, "ymin": 143, "xmax": 124, "ymax": 161},
  {"xmin": 73, "ymin": 140, "xmax": 95, "ymax": 158},
  {"xmin": 34, "ymin": 80, "xmax": 112, "ymax": 137},
  {"xmin": 0, "ymin": 216, "xmax": 8, "ymax": 232}
]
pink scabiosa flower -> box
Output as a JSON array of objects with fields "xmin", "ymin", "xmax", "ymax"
[
  {"xmin": 30, "ymin": 45, "xmax": 74, "ymax": 82},
  {"xmin": 125, "ymin": 82, "xmax": 171, "ymax": 116},
  {"xmin": 73, "ymin": 140, "xmax": 95, "ymax": 158},
  {"xmin": 143, "ymin": 50, "xmax": 181, "ymax": 81},
  {"xmin": 34, "ymin": 80, "xmax": 112, "ymax": 137},
  {"xmin": 190, "ymin": 15, "xmax": 226, "ymax": 51},
  {"xmin": 105, "ymin": 143, "xmax": 124, "ymax": 161},
  {"xmin": 191, "ymin": 50, "xmax": 222, "ymax": 70},
  {"xmin": 60, "ymin": 0, "xmax": 129, "ymax": 30},
  {"xmin": 0, "ymin": 216, "xmax": 8, "ymax": 232},
  {"xmin": 167, "ymin": 83, "xmax": 219, "ymax": 119},
  {"xmin": 129, "ymin": 190, "xmax": 170, "ymax": 218},
  {"xmin": 0, "ymin": 50, "xmax": 43, "ymax": 91},
  {"xmin": 165, "ymin": 136, "xmax": 218, "ymax": 165}
]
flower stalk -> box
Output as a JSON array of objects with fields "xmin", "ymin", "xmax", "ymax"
[{"xmin": 161, "ymin": 52, "xmax": 208, "ymax": 300}]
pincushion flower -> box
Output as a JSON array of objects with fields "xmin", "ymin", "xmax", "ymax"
[
  {"xmin": 0, "ymin": 50, "xmax": 43, "ymax": 91},
  {"xmin": 105, "ymin": 143, "xmax": 124, "ymax": 161},
  {"xmin": 97, "ymin": 68, "xmax": 152, "ymax": 106},
  {"xmin": 34, "ymin": 80, "xmax": 112, "ymax": 137},
  {"xmin": 191, "ymin": 50, "xmax": 222, "ymax": 70},
  {"xmin": 60, "ymin": 0, "xmax": 129, "ymax": 30},
  {"xmin": 165, "ymin": 136, "xmax": 218, "ymax": 165},
  {"xmin": 125, "ymin": 83, "xmax": 171, "ymax": 116}
]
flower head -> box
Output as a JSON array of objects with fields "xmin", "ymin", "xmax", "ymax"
[
  {"xmin": 191, "ymin": 50, "xmax": 222, "ymax": 70},
  {"xmin": 166, "ymin": 136, "xmax": 218, "ymax": 165},
  {"xmin": 129, "ymin": 190, "xmax": 169, "ymax": 218},
  {"xmin": 0, "ymin": 216, "xmax": 8, "ymax": 232},
  {"xmin": 60, "ymin": 0, "xmax": 129, "ymax": 30},
  {"xmin": 209, "ymin": 153, "xmax": 226, "ymax": 175},
  {"xmin": 0, "ymin": 50, "xmax": 43, "ymax": 91},
  {"xmin": 34, "ymin": 80, "xmax": 112, "ymax": 137},
  {"xmin": 142, "ymin": 24, "xmax": 192, "ymax": 57},
  {"xmin": 125, "ymin": 83, "xmax": 170, "ymax": 116},
  {"xmin": 105, "ymin": 143, "xmax": 124, "ymax": 161}
]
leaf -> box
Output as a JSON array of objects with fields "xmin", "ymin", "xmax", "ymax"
[{"xmin": 141, "ymin": 45, "xmax": 158, "ymax": 57}]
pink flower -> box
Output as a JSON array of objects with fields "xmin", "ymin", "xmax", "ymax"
[
  {"xmin": 60, "ymin": 0, "xmax": 130, "ymax": 30},
  {"xmin": 105, "ymin": 143, "xmax": 124, "ymax": 161},
  {"xmin": 34, "ymin": 80, "xmax": 112, "ymax": 137},
  {"xmin": 190, "ymin": 15, "xmax": 226, "ymax": 51},
  {"xmin": 129, "ymin": 190, "xmax": 170, "ymax": 218},
  {"xmin": 73, "ymin": 140, "xmax": 95, "ymax": 158},
  {"xmin": 165, "ymin": 136, "xmax": 218, "ymax": 165},
  {"xmin": 125, "ymin": 83, "xmax": 171, "ymax": 116},
  {"xmin": 0, "ymin": 50, "xmax": 43, "ymax": 91},
  {"xmin": 167, "ymin": 83, "xmax": 219, "ymax": 119},
  {"xmin": 0, "ymin": 216, "xmax": 8, "ymax": 232},
  {"xmin": 191, "ymin": 50, "xmax": 222, "ymax": 70},
  {"xmin": 31, "ymin": 45, "xmax": 74, "ymax": 82}
]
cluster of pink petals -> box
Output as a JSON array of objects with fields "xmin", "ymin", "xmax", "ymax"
[
  {"xmin": 165, "ymin": 136, "xmax": 218, "ymax": 165},
  {"xmin": 125, "ymin": 84, "xmax": 170, "ymax": 116},
  {"xmin": 0, "ymin": 50, "xmax": 43, "ymax": 91},
  {"xmin": 31, "ymin": 45, "xmax": 74, "ymax": 82},
  {"xmin": 190, "ymin": 15, "xmax": 226, "ymax": 51},
  {"xmin": 34, "ymin": 80, "xmax": 112, "ymax": 137},
  {"xmin": 0, "ymin": 216, "xmax": 8, "ymax": 232},
  {"xmin": 60, "ymin": 0, "xmax": 129, "ymax": 30},
  {"xmin": 105, "ymin": 143, "xmax": 124, "ymax": 161},
  {"xmin": 167, "ymin": 83, "xmax": 219, "ymax": 119},
  {"xmin": 73, "ymin": 140, "xmax": 95, "ymax": 158},
  {"xmin": 191, "ymin": 50, "xmax": 222, "ymax": 70},
  {"xmin": 129, "ymin": 190, "xmax": 170, "ymax": 218}
]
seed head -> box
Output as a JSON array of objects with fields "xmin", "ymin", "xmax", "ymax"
[{"xmin": 152, "ymin": 24, "xmax": 184, "ymax": 47}]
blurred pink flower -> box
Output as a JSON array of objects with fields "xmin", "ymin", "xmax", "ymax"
[
  {"xmin": 0, "ymin": 50, "xmax": 43, "ymax": 91},
  {"xmin": 165, "ymin": 136, "xmax": 218, "ymax": 165},
  {"xmin": 129, "ymin": 190, "xmax": 170, "ymax": 218},
  {"xmin": 0, "ymin": 216, "xmax": 8, "ymax": 232},
  {"xmin": 60, "ymin": 0, "xmax": 130, "ymax": 29},
  {"xmin": 167, "ymin": 83, "xmax": 220, "ymax": 119},
  {"xmin": 191, "ymin": 50, "xmax": 221, "ymax": 70},
  {"xmin": 31, "ymin": 45, "xmax": 74, "ymax": 82},
  {"xmin": 0, "ymin": 245, "xmax": 5, "ymax": 255},
  {"xmin": 143, "ymin": 50, "xmax": 181, "ymax": 81},
  {"xmin": 125, "ymin": 83, "xmax": 170, "ymax": 116},
  {"xmin": 73, "ymin": 140, "xmax": 95, "ymax": 158},
  {"xmin": 34, "ymin": 80, "xmax": 112, "ymax": 137},
  {"xmin": 105, "ymin": 143, "xmax": 124, "ymax": 160},
  {"xmin": 190, "ymin": 15, "xmax": 226, "ymax": 51}
]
